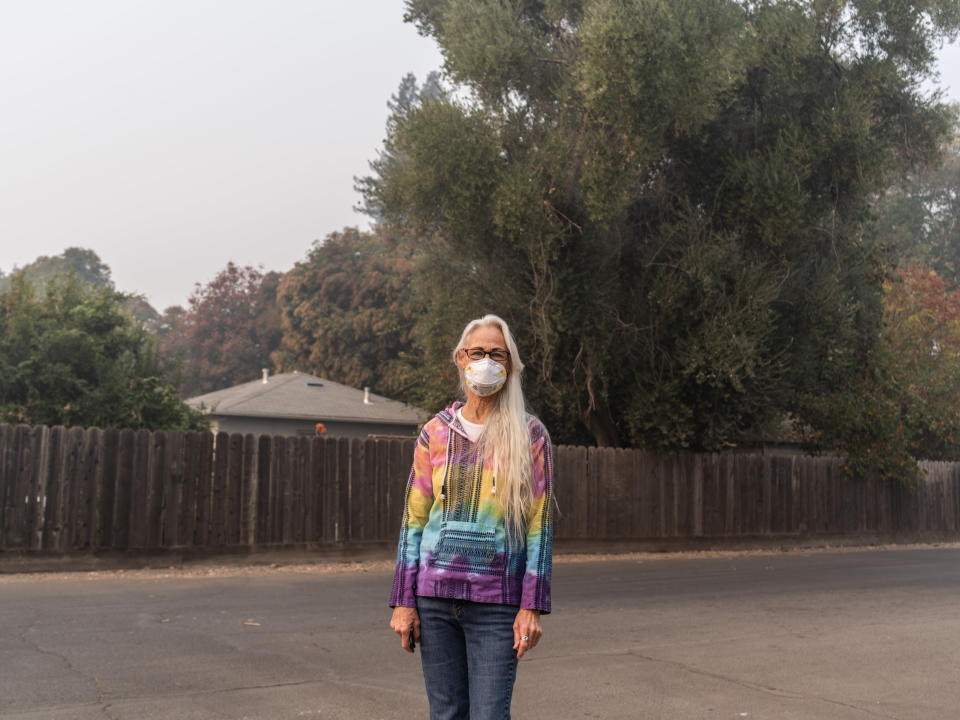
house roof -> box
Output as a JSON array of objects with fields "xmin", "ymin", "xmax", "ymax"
[{"xmin": 186, "ymin": 372, "xmax": 429, "ymax": 426}]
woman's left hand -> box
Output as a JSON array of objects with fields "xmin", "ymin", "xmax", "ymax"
[{"xmin": 513, "ymin": 608, "xmax": 542, "ymax": 659}]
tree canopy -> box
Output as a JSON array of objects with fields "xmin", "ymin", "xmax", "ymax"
[
  {"xmin": 874, "ymin": 127, "xmax": 960, "ymax": 284},
  {"xmin": 0, "ymin": 247, "xmax": 161, "ymax": 328},
  {"xmin": 276, "ymin": 227, "xmax": 428, "ymax": 402},
  {"xmin": 359, "ymin": 0, "xmax": 960, "ymax": 451},
  {"xmin": 0, "ymin": 273, "xmax": 202, "ymax": 430},
  {"xmin": 0, "ymin": 247, "xmax": 114, "ymax": 293},
  {"xmin": 800, "ymin": 266, "xmax": 960, "ymax": 482},
  {"xmin": 158, "ymin": 263, "xmax": 283, "ymax": 398}
]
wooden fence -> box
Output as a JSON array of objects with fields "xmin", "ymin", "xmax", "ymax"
[{"xmin": 2, "ymin": 423, "xmax": 960, "ymax": 556}]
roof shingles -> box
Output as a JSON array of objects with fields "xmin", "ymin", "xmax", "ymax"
[{"xmin": 186, "ymin": 373, "xmax": 428, "ymax": 426}]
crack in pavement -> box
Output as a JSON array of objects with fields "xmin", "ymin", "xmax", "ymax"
[
  {"xmin": 625, "ymin": 649, "xmax": 900, "ymax": 719},
  {"xmin": 16, "ymin": 607, "xmax": 40, "ymax": 645},
  {"xmin": 18, "ymin": 611, "xmax": 114, "ymax": 718},
  {"xmin": 0, "ymin": 675, "xmax": 424, "ymax": 718},
  {"xmin": 522, "ymin": 646, "xmax": 898, "ymax": 719}
]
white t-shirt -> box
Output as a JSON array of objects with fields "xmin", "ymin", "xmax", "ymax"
[{"xmin": 456, "ymin": 407, "xmax": 484, "ymax": 443}]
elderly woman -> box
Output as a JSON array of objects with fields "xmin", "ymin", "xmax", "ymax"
[{"xmin": 389, "ymin": 314, "xmax": 554, "ymax": 720}]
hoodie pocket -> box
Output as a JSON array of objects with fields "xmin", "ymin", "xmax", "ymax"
[{"xmin": 432, "ymin": 520, "xmax": 498, "ymax": 572}]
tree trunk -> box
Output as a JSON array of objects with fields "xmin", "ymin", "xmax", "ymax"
[{"xmin": 582, "ymin": 404, "xmax": 620, "ymax": 447}]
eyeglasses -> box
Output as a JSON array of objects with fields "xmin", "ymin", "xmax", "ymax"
[{"xmin": 461, "ymin": 346, "xmax": 510, "ymax": 364}]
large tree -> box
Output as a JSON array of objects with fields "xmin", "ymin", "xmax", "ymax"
[
  {"xmin": 874, "ymin": 128, "xmax": 960, "ymax": 283},
  {"xmin": 0, "ymin": 247, "xmax": 114, "ymax": 293},
  {"xmin": 277, "ymin": 227, "xmax": 428, "ymax": 402},
  {"xmin": 0, "ymin": 273, "xmax": 202, "ymax": 430},
  {"xmin": 0, "ymin": 246, "xmax": 161, "ymax": 328},
  {"xmin": 801, "ymin": 266, "xmax": 960, "ymax": 481},
  {"xmin": 362, "ymin": 0, "xmax": 959, "ymax": 450},
  {"xmin": 158, "ymin": 263, "xmax": 283, "ymax": 398}
]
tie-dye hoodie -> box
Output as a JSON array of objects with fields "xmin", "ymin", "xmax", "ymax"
[{"xmin": 389, "ymin": 402, "xmax": 553, "ymax": 613}]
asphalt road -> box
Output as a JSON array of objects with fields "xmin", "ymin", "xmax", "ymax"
[{"xmin": 2, "ymin": 547, "xmax": 960, "ymax": 719}]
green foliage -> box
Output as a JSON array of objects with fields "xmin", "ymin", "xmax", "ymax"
[
  {"xmin": 0, "ymin": 246, "xmax": 161, "ymax": 328},
  {"xmin": 360, "ymin": 0, "xmax": 958, "ymax": 453},
  {"xmin": 874, "ymin": 126, "xmax": 960, "ymax": 283},
  {"xmin": 277, "ymin": 227, "xmax": 430, "ymax": 403},
  {"xmin": 798, "ymin": 266, "xmax": 960, "ymax": 483},
  {"xmin": 0, "ymin": 247, "xmax": 114, "ymax": 293},
  {"xmin": 0, "ymin": 273, "xmax": 203, "ymax": 430}
]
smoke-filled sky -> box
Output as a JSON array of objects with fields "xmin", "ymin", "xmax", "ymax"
[{"xmin": 1, "ymin": 1, "xmax": 958, "ymax": 312}]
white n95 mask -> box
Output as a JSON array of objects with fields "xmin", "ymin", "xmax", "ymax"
[{"xmin": 464, "ymin": 358, "xmax": 507, "ymax": 397}]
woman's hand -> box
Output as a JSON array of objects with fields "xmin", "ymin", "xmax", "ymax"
[
  {"xmin": 390, "ymin": 606, "xmax": 421, "ymax": 653},
  {"xmin": 513, "ymin": 608, "xmax": 542, "ymax": 659}
]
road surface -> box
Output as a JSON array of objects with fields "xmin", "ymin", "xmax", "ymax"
[{"xmin": 2, "ymin": 547, "xmax": 959, "ymax": 719}]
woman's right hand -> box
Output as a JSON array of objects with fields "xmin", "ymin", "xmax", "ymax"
[{"xmin": 390, "ymin": 606, "xmax": 421, "ymax": 653}]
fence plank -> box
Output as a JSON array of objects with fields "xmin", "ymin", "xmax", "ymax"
[
  {"xmin": 241, "ymin": 433, "xmax": 258, "ymax": 546},
  {"xmin": 56, "ymin": 428, "xmax": 85, "ymax": 552},
  {"xmin": 337, "ymin": 438, "xmax": 350, "ymax": 544},
  {"xmin": 126, "ymin": 429, "xmax": 148, "ymax": 548},
  {"xmin": 682, "ymin": 453, "xmax": 696, "ymax": 537},
  {"xmin": 96, "ymin": 428, "xmax": 119, "ymax": 549},
  {"xmin": 25, "ymin": 425, "xmax": 48, "ymax": 550},
  {"xmin": 617, "ymin": 449, "xmax": 636, "ymax": 538},
  {"xmin": 280, "ymin": 436, "xmax": 296, "ymax": 545},
  {"xmin": 194, "ymin": 432, "xmax": 214, "ymax": 547},
  {"xmin": 38, "ymin": 427, "xmax": 61, "ymax": 550},
  {"xmin": 225, "ymin": 432, "xmax": 244, "ymax": 546},
  {"xmin": 69, "ymin": 427, "xmax": 101, "ymax": 551},
  {"xmin": 17, "ymin": 426, "xmax": 39, "ymax": 551},
  {"xmin": 254, "ymin": 434, "xmax": 271, "ymax": 546},
  {"xmin": 373, "ymin": 440, "xmax": 387, "ymax": 542},
  {"xmin": 144, "ymin": 430, "xmax": 167, "ymax": 548},
  {"xmin": 360, "ymin": 440, "xmax": 376, "ymax": 542},
  {"xmin": 587, "ymin": 448, "xmax": 607, "ymax": 539},
  {"xmin": 179, "ymin": 431, "xmax": 200, "ymax": 547},
  {"xmin": 22, "ymin": 425, "xmax": 43, "ymax": 549},
  {"xmin": 303, "ymin": 436, "xmax": 318, "ymax": 544},
  {"xmin": 291, "ymin": 437, "xmax": 309, "ymax": 544},
  {"xmin": 649, "ymin": 454, "xmax": 663, "ymax": 537},
  {"xmin": 761, "ymin": 456, "xmax": 773, "ymax": 536},
  {"xmin": 954, "ymin": 465, "xmax": 960, "ymax": 532},
  {"xmin": 752, "ymin": 456, "xmax": 764, "ymax": 535},
  {"xmin": 385, "ymin": 439, "xmax": 410, "ymax": 543},
  {"xmin": 210, "ymin": 432, "xmax": 229, "ymax": 546},
  {"xmin": 382, "ymin": 440, "xmax": 396, "ymax": 543},
  {"xmin": 322, "ymin": 437, "xmax": 339, "ymax": 543},
  {"xmin": 4, "ymin": 426, "xmax": 30, "ymax": 549},
  {"xmin": 112, "ymin": 429, "xmax": 135, "ymax": 550},
  {"xmin": 162, "ymin": 431, "xmax": 184, "ymax": 547},
  {"xmin": 608, "ymin": 449, "xmax": 626, "ymax": 538},
  {"xmin": 0, "ymin": 425, "xmax": 12, "ymax": 548},
  {"xmin": 287, "ymin": 437, "xmax": 309, "ymax": 544},
  {"xmin": 552, "ymin": 445, "xmax": 570, "ymax": 538}
]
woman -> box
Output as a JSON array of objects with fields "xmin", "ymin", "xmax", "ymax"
[{"xmin": 389, "ymin": 314, "xmax": 554, "ymax": 720}]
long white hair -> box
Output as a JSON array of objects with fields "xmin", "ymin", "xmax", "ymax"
[{"xmin": 452, "ymin": 314, "xmax": 532, "ymax": 543}]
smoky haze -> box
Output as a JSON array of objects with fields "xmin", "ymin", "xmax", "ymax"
[
  {"xmin": 0, "ymin": 2, "xmax": 957, "ymax": 312},
  {"xmin": 0, "ymin": 0, "xmax": 441, "ymax": 310}
]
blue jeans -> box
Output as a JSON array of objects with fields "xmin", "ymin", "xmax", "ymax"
[{"xmin": 416, "ymin": 595, "xmax": 519, "ymax": 720}]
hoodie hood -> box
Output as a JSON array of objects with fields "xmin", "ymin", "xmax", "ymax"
[{"xmin": 437, "ymin": 401, "xmax": 472, "ymax": 441}]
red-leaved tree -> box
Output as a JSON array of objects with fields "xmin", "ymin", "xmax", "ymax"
[
  {"xmin": 798, "ymin": 266, "xmax": 960, "ymax": 483},
  {"xmin": 159, "ymin": 263, "xmax": 283, "ymax": 398},
  {"xmin": 276, "ymin": 227, "xmax": 427, "ymax": 403}
]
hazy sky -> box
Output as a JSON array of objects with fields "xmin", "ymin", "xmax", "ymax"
[{"xmin": 1, "ymin": 2, "xmax": 958, "ymax": 312}]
